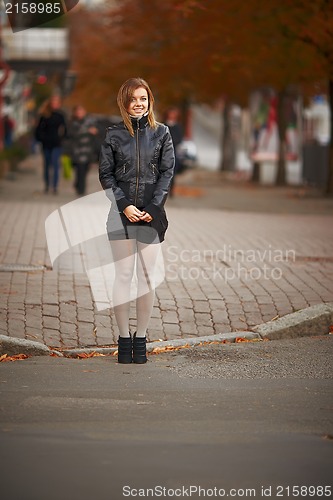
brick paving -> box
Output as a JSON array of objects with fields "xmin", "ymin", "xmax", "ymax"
[{"xmin": 0, "ymin": 154, "xmax": 332, "ymax": 349}]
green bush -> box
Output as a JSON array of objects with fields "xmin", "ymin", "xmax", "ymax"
[{"xmin": 0, "ymin": 134, "xmax": 30, "ymax": 162}]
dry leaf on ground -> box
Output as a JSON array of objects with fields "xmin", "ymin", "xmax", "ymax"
[
  {"xmin": 150, "ymin": 344, "xmax": 191, "ymax": 355},
  {"xmin": 0, "ymin": 353, "xmax": 29, "ymax": 362},
  {"xmin": 76, "ymin": 352, "xmax": 106, "ymax": 359}
]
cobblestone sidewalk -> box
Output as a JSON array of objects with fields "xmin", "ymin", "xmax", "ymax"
[{"xmin": 0, "ymin": 155, "xmax": 332, "ymax": 349}]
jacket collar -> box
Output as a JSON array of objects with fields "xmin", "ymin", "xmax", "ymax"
[{"xmin": 130, "ymin": 112, "xmax": 149, "ymax": 130}]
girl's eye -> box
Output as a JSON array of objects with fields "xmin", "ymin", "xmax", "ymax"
[{"xmin": 130, "ymin": 96, "xmax": 147, "ymax": 102}]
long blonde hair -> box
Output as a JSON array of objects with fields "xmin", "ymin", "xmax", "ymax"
[
  {"xmin": 38, "ymin": 98, "xmax": 53, "ymax": 118},
  {"xmin": 117, "ymin": 78, "xmax": 157, "ymax": 136}
]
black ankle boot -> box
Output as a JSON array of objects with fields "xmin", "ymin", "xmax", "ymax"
[
  {"xmin": 133, "ymin": 333, "xmax": 147, "ymax": 364},
  {"xmin": 118, "ymin": 335, "xmax": 132, "ymax": 364}
]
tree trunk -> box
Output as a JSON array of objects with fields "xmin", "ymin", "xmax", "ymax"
[
  {"xmin": 180, "ymin": 98, "xmax": 190, "ymax": 138},
  {"xmin": 220, "ymin": 102, "xmax": 235, "ymax": 171},
  {"xmin": 325, "ymin": 78, "xmax": 333, "ymax": 195},
  {"xmin": 276, "ymin": 136, "xmax": 287, "ymax": 185},
  {"xmin": 276, "ymin": 89, "xmax": 287, "ymax": 186},
  {"xmin": 251, "ymin": 161, "xmax": 260, "ymax": 182}
]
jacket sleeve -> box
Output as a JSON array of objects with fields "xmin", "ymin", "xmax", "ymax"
[
  {"xmin": 61, "ymin": 113, "xmax": 68, "ymax": 140},
  {"xmin": 34, "ymin": 116, "xmax": 46, "ymax": 143},
  {"xmin": 144, "ymin": 127, "xmax": 175, "ymax": 219},
  {"xmin": 99, "ymin": 129, "xmax": 131, "ymax": 212}
]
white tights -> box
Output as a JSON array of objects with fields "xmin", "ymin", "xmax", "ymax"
[{"xmin": 110, "ymin": 239, "xmax": 160, "ymax": 338}]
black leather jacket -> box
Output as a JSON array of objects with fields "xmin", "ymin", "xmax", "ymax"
[{"xmin": 99, "ymin": 114, "xmax": 175, "ymax": 221}]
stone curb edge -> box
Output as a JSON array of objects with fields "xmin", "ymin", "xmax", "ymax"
[
  {"xmin": 63, "ymin": 331, "xmax": 259, "ymax": 358},
  {"xmin": 1, "ymin": 303, "xmax": 332, "ymax": 358},
  {"xmin": 252, "ymin": 302, "xmax": 333, "ymax": 340},
  {"xmin": 0, "ymin": 335, "xmax": 63, "ymax": 358}
]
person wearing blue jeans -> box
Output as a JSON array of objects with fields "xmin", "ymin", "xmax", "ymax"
[
  {"xmin": 42, "ymin": 146, "xmax": 62, "ymax": 193},
  {"xmin": 35, "ymin": 95, "xmax": 67, "ymax": 194}
]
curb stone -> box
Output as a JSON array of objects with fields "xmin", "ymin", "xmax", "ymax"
[
  {"xmin": 146, "ymin": 331, "xmax": 259, "ymax": 353},
  {"xmin": 0, "ymin": 335, "xmax": 63, "ymax": 357},
  {"xmin": 63, "ymin": 347, "xmax": 117, "ymax": 357},
  {"xmin": 253, "ymin": 303, "xmax": 333, "ymax": 340},
  {"xmin": 62, "ymin": 331, "xmax": 259, "ymax": 357},
  {"xmin": 0, "ymin": 304, "xmax": 332, "ymax": 358}
]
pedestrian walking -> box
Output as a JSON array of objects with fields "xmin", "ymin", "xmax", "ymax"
[
  {"xmin": 35, "ymin": 95, "xmax": 67, "ymax": 194},
  {"xmin": 66, "ymin": 105, "xmax": 98, "ymax": 195},
  {"xmin": 3, "ymin": 114, "xmax": 15, "ymax": 148},
  {"xmin": 99, "ymin": 77, "xmax": 175, "ymax": 364},
  {"xmin": 164, "ymin": 107, "xmax": 184, "ymax": 196}
]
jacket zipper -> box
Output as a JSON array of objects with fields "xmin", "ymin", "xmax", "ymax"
[{"xmin": 134, "ymin": 120, "xmax": 140, "ymax": 206}]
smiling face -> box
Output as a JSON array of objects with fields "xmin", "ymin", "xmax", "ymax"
[{"xmin": 127, "ymin": 87, "xmax": 149, "ymax": 117}]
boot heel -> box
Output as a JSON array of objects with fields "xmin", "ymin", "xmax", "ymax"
[
  {"xmin": 118, "ymin": 335, "xmax": 132, "ymax": 364},
  {"xmin": 133, "ymin": 333, "xmax": 147, "ymax": 364}
]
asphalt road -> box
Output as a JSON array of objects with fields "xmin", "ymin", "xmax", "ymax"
[{"xmin": 0, "ymin": 336, "xmax": 332, "ymax": 500}]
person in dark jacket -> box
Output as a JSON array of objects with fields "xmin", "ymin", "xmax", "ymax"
[
  {"xmin": 164, "ymin": 107, "xmax": 184, "ymax": 196},
  {"xmin": 66, "ymin": 105, "xmax": 98, "ymax": 195},
  {"xmin": 99, "ymin": 77, "xmax": 175, "ymax": 364},
  {"xmin": 3, "ymin": 114, "xmax": 15, "ymax": 148},
  {"xmin": 35, "ymin": 95, "xmax": 67, "ymax": 194}
]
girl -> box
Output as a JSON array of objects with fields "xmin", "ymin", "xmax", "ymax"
[{"xmin": 99, "ymin": 78, "xmax": 175, "ymax": 364}]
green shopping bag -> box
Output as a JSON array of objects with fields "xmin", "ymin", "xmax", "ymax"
[{"xmin": 61, "ymin": 155, "xmax": 73, "ymax": 180}]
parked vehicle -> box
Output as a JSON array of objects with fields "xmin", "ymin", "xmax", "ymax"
[{"xmin": 177, "ymin": 139, "xmax": 197, "ymax": 172}]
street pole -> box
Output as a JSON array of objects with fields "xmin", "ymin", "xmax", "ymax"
[{"xmin": 0, "ymin": 16, "xmax": 11, "ymax": 150}]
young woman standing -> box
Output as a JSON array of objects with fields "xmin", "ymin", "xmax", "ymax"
[{"xmin": 99, "ymin": 78, "xmax": 175, "ymax": 364}]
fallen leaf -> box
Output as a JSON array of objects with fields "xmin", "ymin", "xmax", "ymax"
[
  {"xmin": 26, "ymin": 334, "xmax": 38, "ymax": 340},
  {"xmin": 150, "ymin": 343, "xmax": 191, "ymax": 355},
  {"xmin": 198, "ymin": 341, "xmax": 222, "ymax": 346},
  {"xmin": 235, "ymin": 337, "xmax": 252, "ymax": 343},
  {"xmin": 0, "ymin": 353, "xmax": 29, "ymax": 362},
  {"xmin": 76, "ymin": 351, "xmax": 106, "ymax": 359}
]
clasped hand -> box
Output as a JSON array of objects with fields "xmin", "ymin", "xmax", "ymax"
[{"xmin": 123, "ymin": 205, "xmax": 153, "ymax": 223}]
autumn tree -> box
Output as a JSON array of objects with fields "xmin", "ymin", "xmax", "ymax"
[
  {"xmin": 67, "ymin": 1, "xmax": 197, "ymax": 112},
  {"xmin": 174, "ymin": 0, "xmax": 332, "ymax": 189},
  {"xmin": 164, "ymin": 0, "xmax": 328, "ymax": 183},
  {"xmin": 68, "ymin": 0, "xmax": 332, "ymax": 192},
  {"xmin": 271, "ymin": 0, "xmax": 333, "ymax": 193}
]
